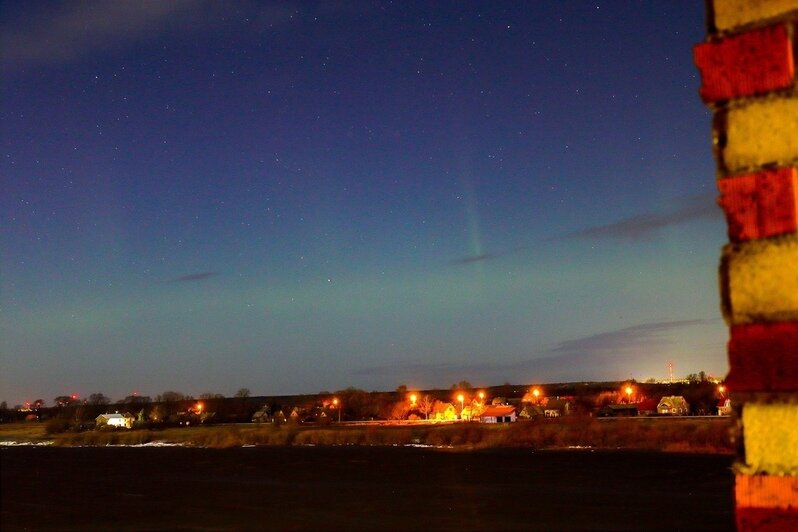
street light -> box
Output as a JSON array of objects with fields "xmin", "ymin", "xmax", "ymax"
[
  {"xmin": 718, "ymin": 384, "xmax": 726, "ymax": 395},
  {"xmin": 478, "ymin": 391, "xmax": 485, "ymax": 403},
  {"xmin": 332, "ymin": 398, "xmax": 341, "ymax": 423},
  {"xmin": 457, "ymin": 393, "xmax": 464, "ymax": 419},
  {"xmin": 532, "ymin": 388, "xmax": 540, "ymax": 403},
  {"xmin": 410, "ymin": 394, "xmax": 417, "ymax": 406},
  {"xmin": 625, "ymin": 386, "xmax": 633, "ymax": 403}
]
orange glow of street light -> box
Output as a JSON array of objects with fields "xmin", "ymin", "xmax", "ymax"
[
  {"xmin": 625, "ymin": 386, "xmax": 633, "ymax": 396},
  {"xmin": 410, "ymin": 394, "xmax": 417, "ymax": 405},
  {"xmin": 332, "ymin": 397, "xmax": 341, "ymax": 422},
  {"xmin": 532, "ymin": 388, "xmax": 540, "ymax": 399},
  {"xmin": 457, "ymin": 393, "xmax": 464, "ymax": 403},
  {"xmin": 718, "ymin": 385, "xmax": 726, "ymax": 394},
  {"xmin": 195, "ymin": 402, "xmax": 204, "ymax": 413}
]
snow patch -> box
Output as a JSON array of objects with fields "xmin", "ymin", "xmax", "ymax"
[{"xmin": 0, "ymin": 440, "xmax": 54, "ymax": 447}]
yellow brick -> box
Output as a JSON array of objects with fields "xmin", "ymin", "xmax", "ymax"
[
  {"xmin": 713, "ymin": 0, "xmax": 798, "ymax": 32},
  {"xmin": 721, "ymin": 233, "xmax": 798, "ymax": 325},
  {"xmin": 736, "ymin": 474, "xmax": 798, "ymax": 508},
  {"xmin": 723, "ymin": 96, "xmax": 798, "ymax": 174},
  {"xmin": 742, "ymin": 402, "xmax": 798, "ymax": 475}
]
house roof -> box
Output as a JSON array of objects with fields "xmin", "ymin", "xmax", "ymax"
[
  {"xmin": 521, "ymin": 404, "xmax": 544, "ymax": 414},
  {"xmin": 432, "ymin": 402, "xmax": 454, "ymax": 413},
  {"xmin": 481, "ymin": 405, "xmax": 516, "ymax": 417},
  {"xmin": 658, "ymin": 396, "xmax": 688, "ymax": 406},
  {"xmin": 97, "ymin": 413, "xmax": 126, "ymax": 420}
]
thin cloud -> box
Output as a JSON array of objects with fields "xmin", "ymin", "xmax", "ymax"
[
  {"xmin": 0, "ymin": 1, "xmax": 303, "ymax": 68},
  {"xmin": 450, "ymin": 253, "xmax": 500, "ymax": 265},
  {"xmin": 547, "ymin": 319, "xmax": 713, "ymax": 355},
  {"xmin": 171, "ymin": 272, "xmax": 219, "ymax": 283},
  {"xmin": 352, "ymin": 319, "xmax": 720, "ymax": 382},
  {"xmin": 450, "ymin": 195, "xmax": 719, "ymax": 264},
  {"xmin": 353, "ymin": 360, "xmax": 512, "ymax": 377},
  {"xmin": 450, "ymin": 246, "xmax": 528, "ymax": 266},
  {"xmin": 557, "ymin": 194, "xmax": 720, "ymax": 241},
  {"xmin": 1, "ymin": 1, "xmax": 193, "ymax": 66}
]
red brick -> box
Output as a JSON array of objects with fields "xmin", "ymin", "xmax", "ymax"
[
  {"xmin": 737, "ymin": 507, "xmax": 798, "ymax": 532},
  {"xmin": 694, "ymin": 24, "xmax": 794, "ymax": 103},
  {"xmin": 727, "ymin": 322, "xmax": 798, "ymax": 392},
  {"xmin": 737, "ymin": 475, "xmax": 798, "ymax": 509},
  {"xmin": 718, "ymin": 167, "xmax": 798, "ymax": 242}
]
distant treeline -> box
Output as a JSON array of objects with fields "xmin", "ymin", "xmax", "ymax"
[{"xmin": 1, "ymin": 378, "xmax": 725, "ymax": 426}]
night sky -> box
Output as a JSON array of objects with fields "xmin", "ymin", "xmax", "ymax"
[{"xmin": 1, "ymin": 1, "xmax": 728, "ymax": 406}]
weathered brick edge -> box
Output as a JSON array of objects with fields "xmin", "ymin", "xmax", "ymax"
[
  {"xmin": 735, "ymin": 474, "xmax": 798, "ymax": 508},
  {"xmin": 710, "ymin": 0, "xmax": 798, "ymax": 34},
  {"xmin": 694, "ymin": 23, "xmax": 794, "ymax": 103},
  {"xmin": 736, "ymin": 508, "xmax": 798, "ymax": 532},
  {"xmin": 697, "ymin": 1, "xmax": 798, "ymax": 530},
  {"xmin": 717, "ymin": 167, "xmax": 798, "ymax": 242},
  {"xmin": 727, "ymin": 322, "xmax": 798, "ymax": 391}
]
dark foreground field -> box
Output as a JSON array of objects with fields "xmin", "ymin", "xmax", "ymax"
[{"xmin": 2, "ymin": 447, "xmax": 733, "ymax": 531}]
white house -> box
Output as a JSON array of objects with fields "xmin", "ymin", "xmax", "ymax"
[
  {"xmin": 479, "ymin": 405, "xmax": 517, "ymax": 423},
  {"xmin": 657, "ymin": 396, "xmax": 689, "ymax": 416},
  {"xmin": 96, "ymin": 413, "xmax": 133, "ymax": 429}
]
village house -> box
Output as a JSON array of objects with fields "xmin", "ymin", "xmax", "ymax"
[
  {"xmin": 657, "ymin": 396, "xmax": 689, "ymax": 416},
  {"xmin": 95, "ymin": 413, "xmax": 133, "ymax": 429},
  {"xmin": 541, "ymin": 397, "xmax": 572, "ymax": 418},
  {"xmin": 479, "ymin": 405, "xmax": 516, "ymax": 423},
  {"xmin": 717, "ymin": 398, "xmax": 732, "ymax": 416},
  {"xmin": 460, "ymin": 404, "xmax": 486, "ymax": 421},
  {"xmin": 431, "ymin": 402, "xmax": 457, "ymax": 421},
  {"xmin": 518, "ymin": 404, "xmax": 544, "ymax": 419}
]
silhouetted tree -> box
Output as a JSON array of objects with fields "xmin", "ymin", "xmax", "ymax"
[
  {"xmin": 389, "ymin": 401, "xmax": 409, "ymax": 420},
  {"xmin": 419, "ymin": 395, "xmax": 434, "ymax": 420},
  {"xmin": 119, "ymin": 394, "xmax": 150, "ymax": 405},
  {"xmin": 88, "ymin": 393, "xmax": 111, "ymax": 406},
  {"xmin": 451, "ymin": 381, "xmax": 473, "ymax": 391},
  {"xmin": 54, "ymin": 395, "xmax": 78, "ymax": 407},
  {"xmin": 158, "ymin": 391, "xmax": 186, "ymax": 403},
  {"xmin": 199, "ymin": 392, "xmax": 225, "ymax": 400},
  {"xmin": 148, "ymin": 404, "xmax": 166, "ymax": 422},
  {"xmin": 682, "ymin": 381, "xmax": 717, "ymax": 415},
  {"xmin": 235, "ymin": 388, "xmax": 251, "ymax": 398}
]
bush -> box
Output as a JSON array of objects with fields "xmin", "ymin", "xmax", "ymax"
[
  {"xmin": 45, "ymin": 418, "xmax": 71, "ymax": 434},
  {"xmin": 34, "ymin": 416, "xmax": 732, "ymax": 452}
]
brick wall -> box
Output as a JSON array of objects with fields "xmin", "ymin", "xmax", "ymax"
[{"xmin": 694, "ymin": 1, "xmax": 798, "ymax": 529}]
